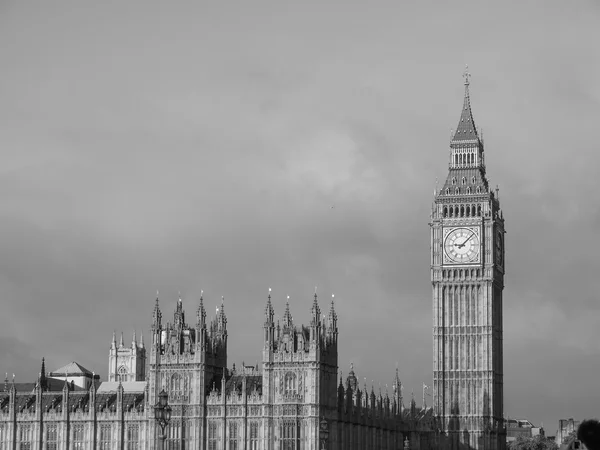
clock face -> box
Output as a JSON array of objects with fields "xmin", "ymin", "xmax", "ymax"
[
  {"xmin": 443, "ymin": 227, "xmax": 481, "ymax": 264},
  {"xmin": 495, "ymin": 229, "xmax": 503, "ymax": 266}
]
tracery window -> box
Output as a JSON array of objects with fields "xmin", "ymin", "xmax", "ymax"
[
  {"xmin": 167, "ymin": 421, "xmax": 181, "ymax": 450},
  {"xmin": 229, "ymin": 422, "xmax": 239, "ymax": 450},
  {"xmin": 170, "ymin": 372, "xmax": 188, "ymax": 401},
  {"xmin": 127, "ymin": 424, "xmax": 139, "ymax": 450},
  {"xmin": 284, "ymin": 372, "xmax": 297, "ymax": 396},
  {"xmin": 250, "ymin": 422, "xmax": 259, "ymax": 450},
  {"xmin": 0, "ymin": 424, "xmax": 5, "ymax": 450},
  {"xmin": 208, "ymin": 422, "xmax": 219, "ymax": 450},
  {"xmin": 99, "ymin": 424, "xmax": 111, "ymax": 450},
  {"xmin": 46, "ymin": 423, "xmax": 58, "ymax": 450},
  {"xmin": 72, "ymin": 423, "xmax": 84, "ymax": 450},
  {"xmin": 280, "ymin": 420, "xmax": 297, "ymax": 450},
  {"xmin": 118, "ymin": 365, "xmax": 128, "ymax": 382},
  {"xmin": 19, "ymin": 424, "xmax": 31, "ymax": 450}
]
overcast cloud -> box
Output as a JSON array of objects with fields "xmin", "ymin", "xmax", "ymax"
[{"xmin": 1, "ymin": 0, "xmax": 599, "ymax": 434}]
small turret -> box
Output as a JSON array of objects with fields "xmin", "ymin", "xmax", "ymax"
[
  {"xmin": 111, "ymin": 330, "xmax": 117, "ymax": 350},
  {"xmin": 217, "ymin": 297, "xmax": 227, "ymax": 332},
  {"xmin": 282, "ymin": 297, "xmax": 293, "ymax": 329},
  {"xmin": 132, "ymin": 330, "xmax": 137, "ymax": 349},
  {"xmin": 40, "ymin": 358, "xmax": 48, "ymax": 392},
  {"xmin": 119, "ymin": 332, "xmax": 124, "ymax": 348},
  {"xmin": 174, "ymin": 295, "xmax": 185, "ymax": 327},
  {"xmin": 264, "ymin": 289, "xmax": 275, "ymax": 348},
  {"xmin": 152, "ymin": 292, "xmax": 162, "ymax": 331},
  {"xmin": 197, "ymin": 291, "xmax": 206, "ymax": 328}
]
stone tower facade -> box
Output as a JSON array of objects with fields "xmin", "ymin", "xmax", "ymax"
[
  {"xmin": 430, "ymin": 70, "xmax": 506, "ymax": 449},
  {"xmin": 108, "ymin": 330, "xmax": 146, "ymax": 382},
  {"xmin": 147, "ymin": 294, "xmax": 228, "ymax": 449},
  {"xmin": 261, "ymin": 292, "xmax": 339, "ymax": 448}
]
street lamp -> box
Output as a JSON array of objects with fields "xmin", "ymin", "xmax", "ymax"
[
  {"xmin": 154, "ymin": 390, "xmax": 172, "ymax": 450},
  {"xmin": 319, "ymin": 417, "xmax": 329, "ymax": 450}
]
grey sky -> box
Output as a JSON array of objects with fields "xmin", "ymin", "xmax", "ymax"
[{"xmin": 1, "ymin": 0, "xmax": 599, "ymax": 434}]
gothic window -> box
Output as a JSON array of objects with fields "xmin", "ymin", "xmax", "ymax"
[
  {"xmin": 72, "ymin": 424, "xmax": 84, "ymax": 450},
  {"xmin": 170, "ymin": 372, "xmax": 188, "ymax": 400},
  {"xmin": 476, "ymin": 186, "xmax": 481, "ymax": 194},
  {"xmin": 118, "ymin": 365, "xmax": 128, "ymax": 383},
  {"xmin": 452, "ymin": 177, "xmax": 456, "ymax": 185},
  {"xmin": 477, "ymin": 205, "xmax": 482, "ymax": 216},
  {"xmin": 461, "ymin": 177, "xmax": 466, "ymax": 185},
  {"xmin": 454, "ymin": 154, "xmax": 458, "ymax": 166},
  {"xmin": 466, "ymin": 187, "xmax": 471, "ymax": 195},
  {"xmin": 229, "ymin": 422, "xmax": 239, "ymax": 450},
  {"xmin": 127, "ymin": 424, "xmax": 139, "ymax": 450},
  {"xmin": 446, "ymin": 188, "xmax": 450, "ymax": 195},
  {"xmin": 472, "ymin": 176, "xmax": 476, "ymax": 184},
  {"xmin": 167, "ymin": 421, "xmax": 181, "ymax": 450},
  {"xmin": 250, "ymin": 422, "xmax": 259, "ymax": 450},
  {"xmin": 455, "ymin": 187, "xmax": 460, "ymax": 195},
  {"xmin": 46, "ymin": 424, "xmax": 58, "ymax": 450},
  {"xmin": 443, "ymin": 207, "xmax": 448, "ymax": 217},
  {"xmin": 466, "ymin": 205, "xmax": 471, "ymax": 216},
  {"xmin": 0, "ymin": 424, "xmax": 5, "ymax": 450},
  {"xmin": 99, "ymin": 424, "xmax": 111, "ymax": 450},
  {"xmin": 460, "ymin": 206, "xmax": 464, "ymax": 217},
  {"xmin": 284, "ymin": 372, "xmax": 297, "ymax": 396},
  {"xmin": 280, "ymin": 420, "xmax": 297, "ymax": 450},
  {"xmin": 208, "ymin": 422, "xmax": 219, "ymax": 450},
  {"xmin": 18, "ymin": 424, "xmax": 31, "ymax": 450}
]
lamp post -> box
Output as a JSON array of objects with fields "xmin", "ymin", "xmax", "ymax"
[
  {"xmin": 319, "ymin": 417, "xmax": 329, "ymax": 450},
  {"xmin": 154, "ymin": 390, "xmax": 172, "ymax": 450}
]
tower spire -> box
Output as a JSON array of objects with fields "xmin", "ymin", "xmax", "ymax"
[{"xmin": 452, "ymin": 64, "xmax": 479, "ymax": 142}]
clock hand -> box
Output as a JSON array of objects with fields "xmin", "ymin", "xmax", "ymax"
[{"xmin": 456, "ymin": 231, "xmax": 476, "ymax": 248}]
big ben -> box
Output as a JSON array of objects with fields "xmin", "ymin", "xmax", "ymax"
[{"xmin": 431, "ymin": 68, "xmax": 506, "ymax": 450}]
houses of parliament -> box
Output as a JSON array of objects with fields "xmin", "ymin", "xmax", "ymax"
[{"xmin": 0, "ymin": 72, "xmax": 506, "ymax": 450}]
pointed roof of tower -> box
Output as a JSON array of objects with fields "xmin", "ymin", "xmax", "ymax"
[
  {"xmin": 311, "ymin": 292, "xmax": 321, "ymax": 319},
  {"xmin": 283, "ymin": 297, "xmax": 293, "ymax": 327},
  {"xmin": 265, "ymin": 288, "xmax": 274, "ymax": 320},
  {"xmin": 452, "ymin": 65, "xmax": 479, "ymax": 143},
  {"xmin": 197, "ymin": 290, "xmax": 206, "ymax": 325}
]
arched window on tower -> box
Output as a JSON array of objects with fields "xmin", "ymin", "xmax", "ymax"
[
  {"xmin": 466, "ymin": 187, "xmax": 471, "ymax": 195},
  {"xmin": 284, "ymin": 372, "xmax": 297, "ymax": 396},
  {"xmin": 443, "ymin": 207, "xmax": 448, "ymax": 217},
  {"xmin": 477, "ymin": 205, "xmax": 482, "ymax": 216},
  {"xmin": 462, "ymin": 177, "xmax": 466, "ymax": 185},
  {"xmin": 446, "ymin": 188, "xmax": 450, "ymax": 195},
  {"xmin": 472, "ymin": 176, "xmax": 476, "ymax": 184},
  {"xmin": 117, "ymin": 366, "xmax": 128, "ymax": 383},
  {"xmin": 455, "ymin": 154, "xmax": 459, "ymax": 166},
  {"xmin": 170, "ymin": 373, "xmax": 188, "ymax": 401},
  {"xmin": 452, "ymin": 177, "xmax": 456, "ymax": 185},
  {"xmin": 476, "ymin": 186, "xmax": 481, "ymax": 194},
  {"xmin": 455, "ymin": 187, "xmax": 460, "ymax": 195},
  {"xmin": 466, "ymin": 205, "xmax": 471, "ymax": 216},
  {"xmin": 460, "ymin": 206, "xmax": 465, "ymax": 217}
]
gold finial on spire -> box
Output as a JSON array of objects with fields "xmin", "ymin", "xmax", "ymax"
[{"xmin": 463, "ymin": 64, "xmax": 471, "ymax": 86}]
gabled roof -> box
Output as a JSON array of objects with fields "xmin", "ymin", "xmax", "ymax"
[
  {"xmin": 50, "ymin": 362, "xmax": 94, "ymax": 376},
  {"xmin": 97, "ymin": 381, "xmax": 146, "ymax": 393}
]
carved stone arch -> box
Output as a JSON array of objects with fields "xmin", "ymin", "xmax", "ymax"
[{"xmin": 117, "ymin": 365, "xmax": 128, "ymax": 382}]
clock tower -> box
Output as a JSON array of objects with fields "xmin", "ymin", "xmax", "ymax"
[{"xmin": 430, "ymin": 69, "xmax": 506, "ymax": 450}]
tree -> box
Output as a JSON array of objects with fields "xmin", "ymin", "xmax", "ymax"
[
  {"xmin": 562, "ymin": 430, "xmax": 578, "ymax": 448},
  {"xmin": 509, "ymin": 435, "xmax": 559, "ymax": 450}
]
